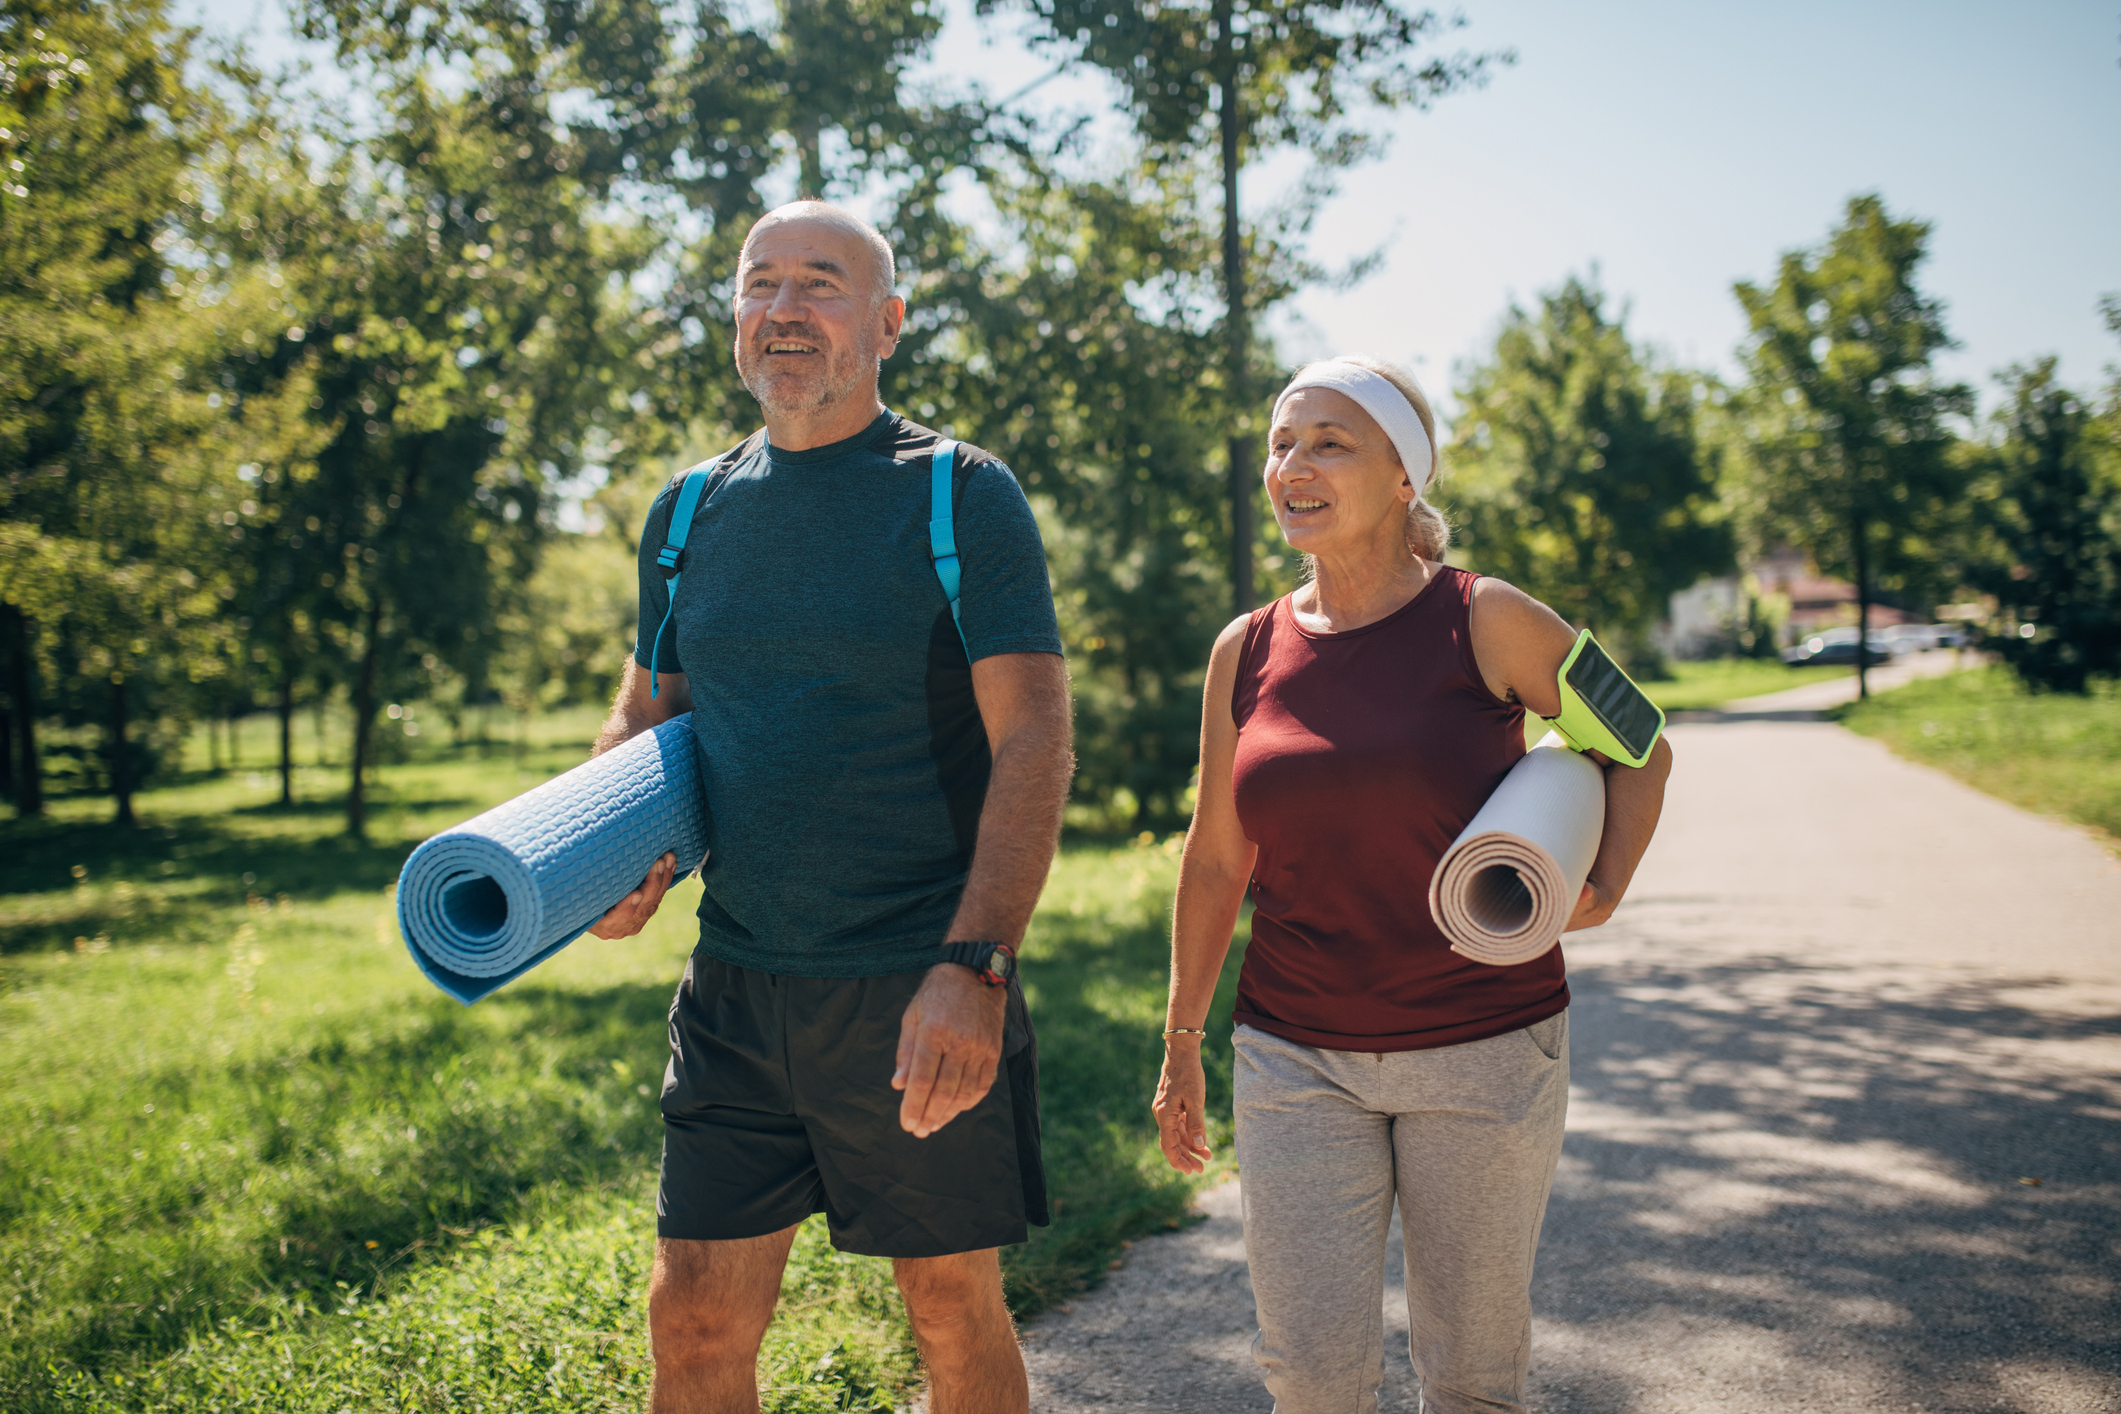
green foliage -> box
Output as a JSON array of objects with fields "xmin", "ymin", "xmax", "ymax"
[
  {"xmin": 1835, "ymin": 666, "xmax": 2121, "ymax": 847},
  {"xmin": 998, "ymin": 0, "xmax": 1499, "ymax": 159},
  {"xmin": 1967, "ymin": 359, "xmax": 2121, "ymax": 693},
  {"xmin": 1450, "ymin": 274, "xmax": 1733, "ymax": 665},
  {"xmin": 0, "ymin": 0, "xmax": 232, "ymax": 820},
  {"xmin": 994, "ymin": 0, "xmax": 1506, "ymax": 615},
  {"xmin": 491, "ymin": 527, "xmax": 641, "ymax": 713},
  {"xmin": 1731, "ymin": 195, "xmax": 1973, "ymax": 667},
  {"xmin": 0, "ymin": 720, "xmax": 1242, "ymax": 1410},
  {"xmin": 887, "ymin": 170, "xmax": 1235, "ymax": 827}
]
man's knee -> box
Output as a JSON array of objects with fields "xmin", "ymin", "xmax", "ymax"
[
  {"xmin": 648, "ymin": 1233, "xmax": 792, "ymax": 1366},
  {"xmin": 892, "ymin": 1248, "xmax": 1006, "ymax": 1337}
]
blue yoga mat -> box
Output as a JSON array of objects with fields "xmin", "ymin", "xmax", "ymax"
[{"xmin": 396, "ymin": 714, "xmax": 708, "ymax": 1004}]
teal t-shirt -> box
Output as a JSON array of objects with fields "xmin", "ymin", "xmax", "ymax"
[{"xmin": 634, "ymin": 411, "xmax": 1064, "ymax": 977}]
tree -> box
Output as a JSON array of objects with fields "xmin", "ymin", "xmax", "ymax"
[
  {"xmin": 1449, "ymin": 274, "xmax": 1731, "ymax": 666},
  {"xmin": 884, "ymin": 164, "xmax": 1236, "ymax": 826},
  {"xmin": 1733, "ymin": 194, "xmax": 1972, "ymax": 697},
  {"xmin": 0, "ymin": 0, "xmax": 230, "ymax": 822},
  {"xmin": 1971, "ymin": 358, "xmax": 2121, "ymax": 693},
  {"xmin": 993, "ymin": 0, "xmax": 1503, "ymax": 614}
]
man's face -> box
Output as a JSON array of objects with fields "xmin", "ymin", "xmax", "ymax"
[{"xmin": 732, "ymin": 217, "xmax": 904, "ymax": 417}]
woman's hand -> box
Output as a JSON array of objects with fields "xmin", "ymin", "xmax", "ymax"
[
  {"xmin": 1153, "ymin": 1041, "xmax": 1215, "ymax": 1175},
  {"xmin": 1564, "ymin": 874, "xmax": 1617, "ymax": 933},
  {"xmin": 590, "ymin": 852, "xmax": 677, "ymax": 939}
]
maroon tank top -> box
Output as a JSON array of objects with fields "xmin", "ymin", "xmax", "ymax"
[{"xmin": 1230, "ymin": 566, "xmax": 1569, "ymax": 1052}]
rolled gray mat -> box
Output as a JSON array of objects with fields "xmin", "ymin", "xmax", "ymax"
[
  {"xmin": 396, "ymin": 714, "xmax": 708, "ymax": 1004},
  {"xmin": 1429, "ymin": 735, "xmax": 1606, "ymax": 966}
]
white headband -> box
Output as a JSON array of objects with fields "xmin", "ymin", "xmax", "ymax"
[{"xmin": 1273, "ymin": 361, "xmax": 1436, "ymax": 488}]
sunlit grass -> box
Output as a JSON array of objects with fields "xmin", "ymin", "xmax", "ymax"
[
  {"xmin": 1639, "ymin": 658, "xmax": 1846, "ymax": 711},
  {"xmin": 1, "ymin": 726, "xmax": 1238, "ymax": 1411},
  {"xmin": 1836, "ymin": 667, "xmax": 2121, "ymax": 847}
]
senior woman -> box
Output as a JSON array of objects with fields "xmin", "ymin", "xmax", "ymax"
[{"xmin": 1153, "ymin": 354, "xmax": 1672, "ymax": 1414}]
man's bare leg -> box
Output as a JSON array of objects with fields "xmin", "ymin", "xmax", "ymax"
[
  {"xmin": 892, "ymin": 1248, "xmax": 1028, "ymax": 1414},
  {"xmin": 648, "ymin": 1227, "xmax": 799, "ymax": 1414}
]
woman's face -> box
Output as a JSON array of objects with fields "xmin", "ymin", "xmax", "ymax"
[{"xmin": 1263, "ymin": 387, "xmax": 1412, "ymax": 559}]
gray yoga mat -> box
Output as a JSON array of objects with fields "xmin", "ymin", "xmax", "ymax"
[
  {"xmin": 396, "ymin": 714, "xmax": 708, "ymax": 1004},
  {"xmin": 1429, "ymin": 735, "xmax": 1606, "ymax": 966}
]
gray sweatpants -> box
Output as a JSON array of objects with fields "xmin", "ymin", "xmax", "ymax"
[{"xmin": 1233, "ymin": 1014, "xmax": 1569, "ymax": 1414}]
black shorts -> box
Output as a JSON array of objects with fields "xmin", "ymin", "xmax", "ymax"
[{"xmin": 657, "ymin": 954, "xmax": 1049, "ymax": 1258}]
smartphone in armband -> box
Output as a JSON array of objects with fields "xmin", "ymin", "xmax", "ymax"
[{"xmin": 1542, "ymin": 630, "xmax": 1666, "ymax": 768}]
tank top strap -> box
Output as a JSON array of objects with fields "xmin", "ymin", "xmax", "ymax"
[{"xmin": 1231, "ymin": 596, "xmax": 1286, "ymax": 730}]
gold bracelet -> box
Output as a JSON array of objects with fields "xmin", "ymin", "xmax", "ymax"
[{"xmin": 1162, "ymin": 1027, "xmax": 1207, "ymax": 1037}]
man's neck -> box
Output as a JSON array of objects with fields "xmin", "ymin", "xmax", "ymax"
[{"xmin": 763, "ymin": 395, "xmax": 888, "ymax": 452}]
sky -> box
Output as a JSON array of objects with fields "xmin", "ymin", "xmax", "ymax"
[{"xmin": 181, "ymin": 0, "xmax": 2121, "ymax": 422}]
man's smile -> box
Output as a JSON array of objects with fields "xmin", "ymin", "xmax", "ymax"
[{"xmin": 765, "ymin": 339, "xmax": 819, "ymax": 355}]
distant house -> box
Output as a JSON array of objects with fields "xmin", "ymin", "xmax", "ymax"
[{"xmin": 1656, "ymin": 552, "xmax": 1912, "ymax": 660}]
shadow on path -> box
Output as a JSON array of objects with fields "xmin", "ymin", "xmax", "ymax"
[
  {"xmin": 1027, "ymin": 955, "xmax": 2121, "ymax": 1414},
  {"xmin": 1528, "ymin": 954, "xmax": 2121, "ymax": 1414}
]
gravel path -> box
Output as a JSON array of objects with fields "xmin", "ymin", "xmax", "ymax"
[{"xmin": 1020, "ymin": 659, "xmax": 2121, "ymax": 1413}]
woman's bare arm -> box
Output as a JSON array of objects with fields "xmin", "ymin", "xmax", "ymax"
[
  {"xmin": 1468, "ymin": 579, "xmax": 1673, "ymax": 932},
  {"xmin": 1154, "ymin": 613, "xmax": 1259, "ymax": 1174}
]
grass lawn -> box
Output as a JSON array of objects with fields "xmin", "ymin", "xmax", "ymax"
[
  {"xmin": 1835, "ymin": 666, "xmax": 2121, "ymax": 848},
  {"xmin": 0, "ymin": 717, "xmax": 1243, "ymax": 1412},
  {"xmin": 1637, "ymin": 658, "xmax": 1847, "ymax": 712}
]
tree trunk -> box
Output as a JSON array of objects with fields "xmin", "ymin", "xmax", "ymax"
[
  {"xmin": 209, "ymin": 713, "xmax": 223, "ymax": 773},
  {"xmin": 1852, "ymin": 511, "xmax": 1871, "ymax": 701},
  {"xmin": 277, "ymin": 666, "xmax": 296, "ymax": 806},
  {"xmin": 0, "ymin": 696, "xmax": 12, "ymax": 804},
  {"xmin": 1215, "ymin": 0, "xmax": 1253, "ymax": 618},
  {"xmin": 347, "ymin": 600, "xmax": 383, "ymax": 837},
  {"xmin": 228, "ymin": 709, "xmax": 240, "ymax": 769},
  {"xmin": 795, "ymin": 112, "xmax": 824, "ymax": 198},
  {"xmin": 5, "ymin": 607, "xmax": 42, "ymax": 816},
  {"xmin": 109, "ymin": 674, "xmax": 135, "ymax": 827}
]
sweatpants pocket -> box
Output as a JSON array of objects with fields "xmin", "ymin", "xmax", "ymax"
[{"xmin": 1525, "ymin": 1009, "xmax": 1568, "ymax": 1061}]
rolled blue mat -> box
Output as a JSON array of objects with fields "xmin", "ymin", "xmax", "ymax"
[{"xmin": 396, "ymin": 714, "xmax": 708, "ymax": 1004}]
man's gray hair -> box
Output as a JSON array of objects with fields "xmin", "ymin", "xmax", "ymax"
[{"xmin": 740, "ymin": 200, "xmax": 898, "ymax": 307}]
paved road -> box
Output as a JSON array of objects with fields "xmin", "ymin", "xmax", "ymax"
[{"xmin": 1021, "ymin": 667, "xmax": 2121, "ymax": 1413}]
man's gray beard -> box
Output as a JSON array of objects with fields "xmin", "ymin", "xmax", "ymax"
[{"xmin": 739, "ymin": 344, "xmax": 876, "ymax": 414}]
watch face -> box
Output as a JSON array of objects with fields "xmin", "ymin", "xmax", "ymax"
[{"xmin": 986, "ymin": 947, "xmax": 1016, "ymax": 983}]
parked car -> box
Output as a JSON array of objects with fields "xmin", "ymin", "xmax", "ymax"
[
  {"xmin": 1884, "ymin": 622, "xmax": 1977, "ymax": 653},
  {"xmin": 1782, "ymin": 627, "xmax": 1895, "ymax": 666}
]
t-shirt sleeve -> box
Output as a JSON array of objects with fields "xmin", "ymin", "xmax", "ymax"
[
  {"xmin": 955, "ymin": 454, "xmax": 1064, "ymax": 663},
  {"xmin": 633, "ymin": 480, "xmax": 684, "ymax": 675}
]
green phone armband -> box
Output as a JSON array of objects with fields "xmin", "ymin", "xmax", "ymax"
[{"xmin": 1542, "ymin": 630, "xmax": 1665, "ymax": 768}]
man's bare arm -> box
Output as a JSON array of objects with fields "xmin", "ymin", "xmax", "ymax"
[
  {"xmin": 944, "ymin": 652, "xmax": 1075, "ymax": 947},
  {"xmin": 894, "ymin": 651, "xmax": 1073, "ymax": 1138},
  {"xmin": 594, "ymin": 657, "xmax": 693, "ymax": 758},
  {"xmin": 587, "ymin": 658, "xmax": 696, "ymax": 940}
]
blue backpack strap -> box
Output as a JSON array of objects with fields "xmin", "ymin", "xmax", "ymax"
[
  {"xmin": 929, "ymin": 439, "xmax": 967, "ymax": 655},
  {"xmin": 644, "ymin": 437, "xmax": 754, "ymax": 697}
]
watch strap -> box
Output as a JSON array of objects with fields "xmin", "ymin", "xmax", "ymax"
[{"xmin": 939, "ymin": 940, "xmax": 1015, "ymax": 986}]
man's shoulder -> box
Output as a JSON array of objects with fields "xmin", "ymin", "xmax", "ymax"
[
  {"xmin": 876, "ymin": 415, "xmax": 1008, "ymax": 481},
  {"xmin": 653, "ymin": 431, "xmax": 769, "ymax": 499}
]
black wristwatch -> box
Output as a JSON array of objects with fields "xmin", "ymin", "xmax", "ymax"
[{"xmin": 939, "ymin": 940, "xmax": 1017, "ymax": 987}]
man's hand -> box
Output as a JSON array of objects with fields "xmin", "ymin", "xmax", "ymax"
[
  {"xmin": 892, "ymin": 963, "xmax": 1007, "ymax": 1138},
  {"xmin": 1153, "ymin": 1041, "xmax": 1215, "ymax": 1175},
  {"xmin": 590, "ymin": 852, "xmax": 677, "ymax": 939}
]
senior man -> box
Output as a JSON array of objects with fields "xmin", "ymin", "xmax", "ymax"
[{"xmin": 588, "ymin": 200, "xmax": 1072, "ymax": 1414}]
